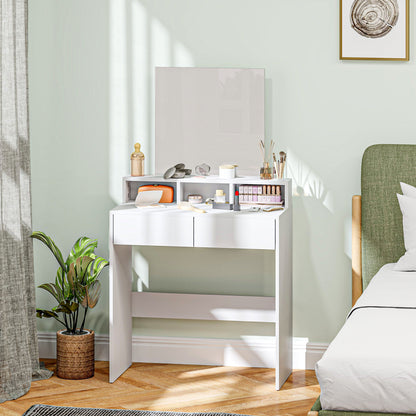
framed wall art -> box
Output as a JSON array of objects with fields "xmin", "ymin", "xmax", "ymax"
[{"xmin": 340, "ymin": 0, "xmax": 409, "ymax": 61}]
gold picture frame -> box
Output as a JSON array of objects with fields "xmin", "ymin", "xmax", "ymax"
[{"xmin": 340, "ymin": 0, "xmax": 409, "ymax": 61}]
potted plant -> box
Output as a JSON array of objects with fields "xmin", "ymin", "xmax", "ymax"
[{"xmin": 31, "ymin": 231, "xmax": 109, "ymax": 379}]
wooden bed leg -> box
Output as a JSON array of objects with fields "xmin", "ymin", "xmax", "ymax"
[
  {"xmin": 307, "ymin": 411, "xmax": 319, "ymax": 416},
  {"xmin": 352, "ymin": 195, "xmax": 362, "ymax": 306}
]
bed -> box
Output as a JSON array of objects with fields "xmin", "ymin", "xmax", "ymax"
[{"xmin": 310, "ymin": 144, "xmax": 416, "ymax": 416}]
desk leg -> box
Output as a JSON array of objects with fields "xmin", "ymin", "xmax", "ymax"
[
  {"xmin": 275, "ymin": 210, "xmax": 293, "ymax": 389},
  {"xmin": 109, "ymin": 239, "xmax": 132, "ymax": 383}
]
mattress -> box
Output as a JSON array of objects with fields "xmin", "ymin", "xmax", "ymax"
[{"xmin": 316, "ymin": 264, "xmax": 416, "ymax": 414}]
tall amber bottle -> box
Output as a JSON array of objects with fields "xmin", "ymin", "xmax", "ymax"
[{"xmin": 131, "ymin": 143, "xmax": 144, "ymax": 176}]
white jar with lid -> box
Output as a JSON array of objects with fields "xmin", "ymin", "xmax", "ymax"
[{"xmin": 219, "ymin": 164, "xmax": 237, "ymax": 179}]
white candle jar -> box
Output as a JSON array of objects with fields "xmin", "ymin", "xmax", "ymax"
[{"xmin": 219, "ymin": 164, "xmax": 237, "ymax": 179}]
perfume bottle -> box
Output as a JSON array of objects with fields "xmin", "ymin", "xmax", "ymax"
[
  {"xmin": 131, "ymin": 143, "xmax": 144, "ymax": 176},
  {"xmin": 214, "ymin": 189, "xmax": 226, "ymax": 203}
]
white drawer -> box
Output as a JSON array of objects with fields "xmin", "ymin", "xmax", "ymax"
[
  {"xmin": 113, "ymin": 213, "xmax": 193, "ymax": 247},
  {"xmin": 194, "ymin": 215, "xmax": 275, "ymax": 250}
]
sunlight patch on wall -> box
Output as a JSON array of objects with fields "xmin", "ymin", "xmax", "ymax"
[
  {"xmin": 109, "ymin": 0, "xmax": 129, "ymax": 204},
  {"xmin": 174, "ymin": 41, "xmax": 195, "ymax": 66},
  {"xmin": 109, "ymin": 1, "xmax": 196, "ymax": 180},
  {"xmin": 287, "ymin": 149, "xmax": 334, "ymax": 213},
  {"xmin": 149, "ymin": 17, "xmax": 172, "ymax": 173},
  {"xmin": 131, "ymin": 0, "xmax": 150, "ymax": 174},
  {"xmin": 344, "ymin": 217, "xmax": 352, "ymax": 259},
  {"xmin": 151, "ymin": 18, "xmax": 171, "ymax": 69}
]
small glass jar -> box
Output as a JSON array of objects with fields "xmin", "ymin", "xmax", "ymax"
[
  {"xmin": 260, "ymin": 162, "xmax": 272, "ymax": 180},
  {"xmin": 188, "ymin": 194, "xmax": 203, "ymax": 204}
]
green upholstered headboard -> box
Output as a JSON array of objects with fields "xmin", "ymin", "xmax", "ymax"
[{"xmin": 361, "ymin": 144, "xmax": 416, "ymax": 289}]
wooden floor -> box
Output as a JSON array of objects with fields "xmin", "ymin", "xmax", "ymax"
[{"xmin": 0, "ymin": 360, "xmax": 320, "ymax": 416}]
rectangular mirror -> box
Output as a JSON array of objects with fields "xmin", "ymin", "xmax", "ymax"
[{"xmin": 155, "ymin": 67, "xmax": 264, "ymax": 176}]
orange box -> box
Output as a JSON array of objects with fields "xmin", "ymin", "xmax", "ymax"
[{"xmin": 137, "ymin": 185, "xmax": 174, "ymax": 203}]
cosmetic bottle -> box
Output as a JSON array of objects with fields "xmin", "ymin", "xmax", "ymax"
[
  {"xmin": 248, "ymin": 186, "xmax": 252, "ymax": 203},
  {"xmin": 131, "ymin": 143, "xmax": 145, "ymax": 176},
  {"xmin": 276, "ymin": 185, "xmax": 281, "ymax": 203},
  {"xmin": 267, "ymin": 185, "xmax": 272, "ymax": 203},
  {"xmin": 233, "ymin": 190, "xmax": 240, "ymax": 211}
]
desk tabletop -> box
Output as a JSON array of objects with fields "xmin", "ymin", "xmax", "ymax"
[{"xmin": 111, "ymin": 203, "xmax": 287, "ymax": 218}]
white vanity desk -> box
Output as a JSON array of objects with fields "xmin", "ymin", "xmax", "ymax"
[{"xmin": 109, "ymin": 175, "xmax": 293, "ymax": 389}]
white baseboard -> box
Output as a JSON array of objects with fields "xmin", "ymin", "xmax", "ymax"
[{"xmin": 38, "ymin": 332, "xmax": 327, "ymax": 370}]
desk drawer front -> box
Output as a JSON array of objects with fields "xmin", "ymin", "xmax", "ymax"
[
  {"xmin": 194, "ymin": 216, "xmax": 275, "ymax": 250},
  {"xmin": 113, "ymin": 214, "xmax": 193, "ymax": 247}
]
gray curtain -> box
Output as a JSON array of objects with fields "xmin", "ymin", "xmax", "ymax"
[{"xmin": 0, "ymin": 0, "xmax": 52, "ymax": 403}]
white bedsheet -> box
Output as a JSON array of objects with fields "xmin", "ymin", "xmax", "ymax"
[{"xmin": 316, "ymin": 264, "xmax": 416, "ymax": 413}]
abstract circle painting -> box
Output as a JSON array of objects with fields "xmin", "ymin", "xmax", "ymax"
[{"xmin": 350, "ymin": 0, "xmax": 399, "ymax": 38}]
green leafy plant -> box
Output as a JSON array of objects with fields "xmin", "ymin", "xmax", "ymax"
[{"xmin": 31, "ymin": 231, "xmax": 109, "ymax": 335}]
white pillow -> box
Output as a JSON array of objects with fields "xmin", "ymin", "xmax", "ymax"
[
  {"xmin": 401, "ymin": 182, "xmax": 416, "ymax": 199},
  {"xmin": 394, "ymin": 193, "xmax": 416, "ymax": 271}
]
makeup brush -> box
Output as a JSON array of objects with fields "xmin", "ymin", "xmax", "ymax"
[
  {"xmin": 273, "ymin": 153, "xmax": 278, "ymax": 179},
  {"xmin": 283, "ymin": 152, "xmax": 287, "ymax": 178},
  {"xmin": 279, "ymin": 151, "xmax": 285, "ymax": 179},
  {"xmin": 279, "ymin": 151, "xmax": 287, "ymax": 179},
  {"xmin": 178, "ymin": 202, "xmax": 206, "ymax": 214}
]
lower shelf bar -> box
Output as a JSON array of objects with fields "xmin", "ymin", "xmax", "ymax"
[{"xmin": 131, "ymin": 292, "xmax": 275, "ymax": 323}]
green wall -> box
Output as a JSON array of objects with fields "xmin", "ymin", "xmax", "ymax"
[{"xmin": 29, "ymin": 0, "xmax": 416, "ymax": 343}]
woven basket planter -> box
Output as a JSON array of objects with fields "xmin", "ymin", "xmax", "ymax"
[{"xmin": 56, "ymin": 329, "xmax": 94, "ymax": 379}]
